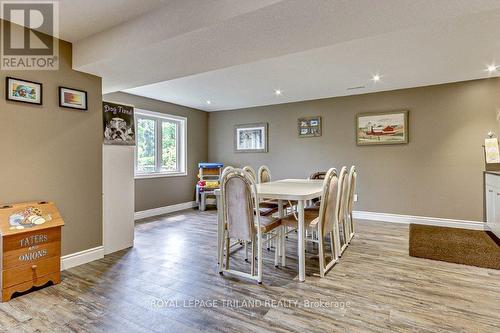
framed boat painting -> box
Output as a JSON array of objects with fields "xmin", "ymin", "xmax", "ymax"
[
  {"xmin": 234, "ymin": 123, "xmax": 268, "ymax": 153},
  {"xmin": 356, "ymin": 110, "xmax": 409, "ymax": 145}
]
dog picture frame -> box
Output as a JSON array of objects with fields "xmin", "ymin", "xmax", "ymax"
[
  {"xmin": 6, "ymin": 77, "xmax": 42, "ymax": 105},
  {"xmin": 103, "ymin": 101, "xmax": 135, "ymax": 145}
]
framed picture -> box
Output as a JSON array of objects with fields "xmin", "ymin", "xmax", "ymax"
[
  {"xmin": 234, "ymin": 123, "xmax": 268, "ymax": 153},
  {"xmin": 59, "ymin": 87, "xmax": 87, "ymax": 110},
  {"xmin": 298, "ymin": 116, "xmax": 321, "ymax": 137},
  {"xmin": 103, "ymin": 101, "xmax": 135, "ymax": 145},
  {"xmin": 5, "ymin": 77, "xmax": 42, "ymax": 105},
  {"xmin": 356, "ymin": 110, "xmax": 409, "ymax": 145}
]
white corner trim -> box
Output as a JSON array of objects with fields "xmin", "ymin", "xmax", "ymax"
[
  {"xmin": 61, "ymin": 246, "xmax": 104, "ymax": 271},
  {"xmin": 134, "ymin": 201, "xmax": 198, "ymax": 220},
  {"xmin": 353, "ymin": 210, "xmax": 486, "ymax": 230}
]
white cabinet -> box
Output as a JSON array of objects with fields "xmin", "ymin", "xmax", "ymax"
[{"xmin": 485, "ymin": 173, "xmax": 500, "ymax": 237}]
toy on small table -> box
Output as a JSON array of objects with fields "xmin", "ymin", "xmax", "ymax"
[{"xmin": 196, "ymin": 162, "xmax": 224, "ymax": 211}]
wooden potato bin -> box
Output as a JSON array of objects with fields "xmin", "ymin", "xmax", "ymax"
[{"xmin": 0, "ymin": 201, "xmax": 64, "ymax": 302}]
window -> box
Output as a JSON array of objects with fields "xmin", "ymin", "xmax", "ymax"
[{"xmin": 135, "ymin": 109, "xmax": 186, "ymax": 178}]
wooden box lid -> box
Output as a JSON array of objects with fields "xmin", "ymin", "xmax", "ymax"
[{"xmin": 0, "ymin": 202, "xmax": 64, "ymax": 236}]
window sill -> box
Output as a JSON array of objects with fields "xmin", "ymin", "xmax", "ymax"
[{"xmin": 135, "ymin": 172, "xmax": 187, "ymax": 179}]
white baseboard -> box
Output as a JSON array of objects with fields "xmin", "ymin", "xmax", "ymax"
[
  {"xmin": 134, "ymin": 201, "xmax": 198, "ymax": 220},
  {"xmin": 353, "ymin": 210, "xmax": 486, "ymax": 230},
  {"xmin": 61, "ymin": 246, "xmax": 104, "ymax": 271}
]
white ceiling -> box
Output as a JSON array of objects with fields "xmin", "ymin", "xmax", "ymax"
[
  {"xmin": 56, "ymin": 1, "xmax": 500, "ymax": 110},
  {"xmin": 58, "ymin": 0, "xmax": 170, "ymax": 42}
]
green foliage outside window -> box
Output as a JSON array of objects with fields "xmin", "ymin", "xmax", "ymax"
[
  {"xmin": 137, "ymin": 118, "xmax": 155, "ymax": 173},
  {"xmin": 162, "ymin": 121, "xmax": 177, "ymax": 171},
  {"xmin": 137, "ymin": 117, "xmax": 178, "ymax": 173}
]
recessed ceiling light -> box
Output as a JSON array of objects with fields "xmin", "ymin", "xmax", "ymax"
[
  {"xmin": 206, "ymin": 100, "xmax": 211, "ymax": 104},
  {"xmin": 487, "ymin": 64, "xmax": 498, "ymax": 73},
  {"xmin": 274, "ymin": 89, "xmax": 282, "ymax": 96},
  {"xmin": 372, "ymin": 74, "xmax": 381, "ymax": 82}
]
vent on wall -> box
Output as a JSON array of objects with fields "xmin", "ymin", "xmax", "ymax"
[{"xmin": 347, "ymin": 85, "xmax": 365, "ymax": 90}]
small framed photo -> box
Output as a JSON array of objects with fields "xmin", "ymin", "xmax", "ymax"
[
  {"xmin": 59, "ymin": 86, "xmax": 88, "ymax": 110},
  {"xmin": 298, "ymin": 116, "xmax": 321, "ymax": 138},
  {"xmin": 234, "ymin": 123, "xmax": 268, "ymax": 153},
  {"xmin": 6, "ymin": 77, "xmax": 42, "ymax": 105}
]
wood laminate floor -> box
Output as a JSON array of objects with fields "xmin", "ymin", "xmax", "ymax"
[{"xmin": 1, "ymin": 208, "xmax": 499, "ymax": 332}]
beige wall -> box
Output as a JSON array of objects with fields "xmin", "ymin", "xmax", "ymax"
[
  {"xmin": 0, "ymin": 40, "xmax": 103, "ymax": 255},
  {"xmin": 209, "ymin": 78, "xmax": 500, "ymax": 222},
  {"xmin": 103, "ymin": 92, "xmax": 209, "ymax": 212}
]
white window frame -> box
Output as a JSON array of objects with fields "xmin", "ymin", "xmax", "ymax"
[{"xmin": 134, "ymin": 109, "xmax": 187, "ymax": 179}]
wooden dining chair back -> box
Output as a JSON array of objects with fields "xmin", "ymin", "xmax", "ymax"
[
  {"xmin": 309, "ymin": 171, "xmax": 327, "ymax": 207},
  {"xmin": 255, "ymin": 164, "xmax": 278, "ymax": 215},
  {"xmin": 314, "ymin": 167, "xmax": 340, "ymax": 276},
  {"xmin": 336, "ymin": 166, "xmax": 349, "ymax": 255},
  {"xmin": 309, "ymin": 171, "xmax": 326, "ymax": 180},
  {"xmin": 242, "ymin": 165, "xmax": 257, "ymax": 182},
  {"xmin": 221, "ymin": 165, "xmax": 234, "ymax": 178},
  {"xmin": 223, "ymin": 171, "xmax": 255, "ymax": 242},
  {"xmin": 346, "ymin": 166, "xmax": 357, "ymax": 242},
  {"xmin": 219, "ymin": 168, "xmax": 282, "ymax": 283},
  {"xmin": 258, "ymin": 165, "xmax": 272, "ymax": 183},
  {"xmin": 274, "ymin": 167, "xmax": 343, "ymax": 277}
]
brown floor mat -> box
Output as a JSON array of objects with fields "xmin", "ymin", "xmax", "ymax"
[{"xmin": 409, "ymin": 224, "xmax": 500, "ymax": 269}]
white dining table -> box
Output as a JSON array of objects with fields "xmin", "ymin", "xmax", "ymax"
[{"xmin": 216, "ymin": 179, "xmax": 323, "ymax": 282}]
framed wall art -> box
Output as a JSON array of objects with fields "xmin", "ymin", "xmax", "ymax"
[
  {"xmin": 356, "ymin": 110, "xmax": 409, "ymax": 145},
  {"xmin": 103, "ymin": 101, "xmax": 135, "ymax": 145},
  {"xmin": 234, "ymin": 123, "xmax": 268, "ymax": 153},
  {"xmin": 59, "ymin": 87, "xmax": 87, "ymax": 110},
  {"xmin": 5, "ymin": 77, "xmax": 42, "ymax": 105},
  {"xmin": 298, "ymin": 116, "xmax": 321, "ymax": 137}
]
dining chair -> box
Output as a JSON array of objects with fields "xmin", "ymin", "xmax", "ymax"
[
  {"xmin": 346, "ymin": 166, "xmax": 357, "ymax": 243},
  {"xmin": 257, "ymin": 165, "xmax": 280, "ymax": 209},
  {"xmin": 223, "ymin": 165, "xmax": 265, "ymax": 261},
  {"xmin": 337, "ymin": 166, "xmax": 349, "ymax": 256},
  {"xmin": 308, "ymin": 171, "xmax": 326, "ymax": 207},
  {"xmin": 280, "ymin": 168, "xmax": 340, "ymax": 277},
  {"xmin": 242, "ymin": 165, "xmax": 257, "ymax": 182},
  {"xmin": 256, "ymin": 165, "xmax": 281, "ymax": 250},
  {"xmin": 257, "ymin": 165, "xmax": 272, "ymax": 183},
  {"xmin": 218, "ymin": 168, "xmax": 282, "ymax": 283},
  {"xmin": 309, "ymin": 171, "xmax": 326, "ymax": 180}
]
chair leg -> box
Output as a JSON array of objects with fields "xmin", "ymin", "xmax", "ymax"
[
  {"xmin": 281, "ymin": 226, "xmax": 286, "ymax": 266},
  {"xmin": 251, "ymin": 237, "xmax": 256, "ymax": 276},
  {"xmin": 257, "ymin": 233, "xmax": 263, "ymax": 284},
  {"xmin": 245, "ymin": 241, "xmax": 249, "ymax": 262},
  {"xmin": 318, "ymin": 233, "xmax": 325, "ymax": 278},
  {"xmin": 274, "ymin": 231, "xmax": 280, "ymax": 267},
  {"xmin": 349, "ymin": 212, "xmax": 355, "ymax": 241},
  {"xmin": 218, "ymin": 232, "xmax": 225, "ymax": 273},
  {"xmin": 225, "ymin": 235, "xmax": 230, "ymax": 270}
]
